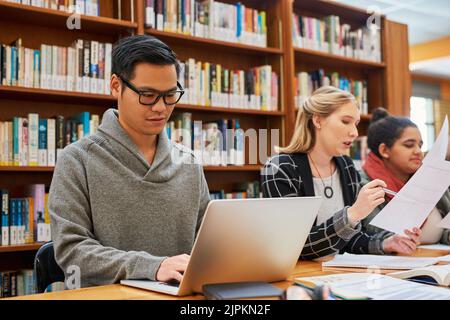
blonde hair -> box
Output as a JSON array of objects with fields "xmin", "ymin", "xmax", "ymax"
[{"xmin": 277, "ymin": 86, "xmax": 357, "ymax": 154}]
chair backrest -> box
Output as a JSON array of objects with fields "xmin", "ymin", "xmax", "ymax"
[{"xmin": 34, "ymin": 242, "xmax": 65, "ymax": 293}]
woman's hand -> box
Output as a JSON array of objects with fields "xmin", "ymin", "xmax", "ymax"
[
  {"xmin": 348, "ymin": 179, "xmax": 387, "ymax": 223},
  {"xmin": 382, "ymin": 228, "xmax": 421, "ymax": 255}
]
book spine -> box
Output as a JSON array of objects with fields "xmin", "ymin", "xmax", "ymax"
[
  {"xmin": 104, "ymin": 43, "xmax": 112, "ymax": 95},
  {"xmin": 10, "ymin": 199, "xmax": 17, "ymax": 246},
  {"xmin": 17, "ymin": 199, "xmax": 24, "ymax": 245},
  {"xmin": 90, "ymin": 41, "xmax": 98, "ymax": 94},
  {"xmin": 44, "ymin": 193, "xmax": 51, "ymax": 241},
  {"xmin": 13, "ymin": 117, "xmax": 19, "ymax": 166},
  {"xmin": 21, "ymin": 118, "xmax": 29, "ymax": 166},
  {"xmin": 51, "ymin": 45, "xmax": 58, "ymax": 90},
  {"xmin": 38, "ymin": 119, "xmax": 48, "ymax": 166},
  {"xmin": 55, "ymin": 115, "xmax": 65, "ymax": 162},
  {"xmin": 83, "ymin": 40, "xmax": 90, "ymax": 93},
  {"xmin": 47, "ymin": 118, "xmax": 56, "ymax": 166},
  {"xmin": 146, "ymin": 0, "xmax": 155, "ymax": 28},
  {"xmin": 1, "ymin": 190, "xmax": 9, "ymax": 246},
  {"xmin": 33, "ymin": 50, "xmax": 40, "ymax": 88}
]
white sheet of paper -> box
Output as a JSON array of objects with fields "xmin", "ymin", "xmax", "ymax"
[
  {"xmin": 370, "ymin": 117, "xmax": 450, "ymax": 235},
  {"xmin": 437, "ymin": 212, "xmax": 450, "ymax": 228},
  {"xmin": 438, "ymin": 254, "xmax": 450, "ymax": 263},
  {"xmin": 419, "ymin": 243, "xmax": 450, "ymax": 251},
  {"xmin": 322, "ymin": 253, "xmax": 440, "ymax": 270}
]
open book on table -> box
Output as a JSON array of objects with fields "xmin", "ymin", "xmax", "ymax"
[
  {"xmin": 295, "ymin": 273, "xmax": 450, "ymax": 300},
  {"xmin": 388, "ymin": 264, "xmax": 450, "ymax": 287},
  {"xmin": 321, "ymin": 253, "xmax": 450, "ymax": 273}
]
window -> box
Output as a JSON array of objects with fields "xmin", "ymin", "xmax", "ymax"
[{"xmin": 410, "ymin": 96, "xmax": 435, "ymax": 152}]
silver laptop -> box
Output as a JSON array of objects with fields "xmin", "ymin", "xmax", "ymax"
[{"xmin": 121, "ymin": 197, "xmax": 321, "ymax": 296}]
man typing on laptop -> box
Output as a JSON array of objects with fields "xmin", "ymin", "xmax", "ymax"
[{"xmin": 49, "ymin": 35, "xmax": 210, "ymax": 288}]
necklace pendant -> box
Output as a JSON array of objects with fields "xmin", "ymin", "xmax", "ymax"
[{"xmin": 324, "ymin": 186, "xmax": 334, "ymax": 199}]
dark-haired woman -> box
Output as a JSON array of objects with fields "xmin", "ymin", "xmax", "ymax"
[{"xmin": 361, "ymin": 108, "xmax": 450, "ymax": 245}]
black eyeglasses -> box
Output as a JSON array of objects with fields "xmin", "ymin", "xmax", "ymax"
[{"xmin": 118, "ymin": 75, "xmax": 185, "ymax": 106}]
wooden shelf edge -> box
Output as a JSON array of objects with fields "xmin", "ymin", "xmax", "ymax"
[
  {"xmin": 204, "ymin": 165, "xmax": 262, "ymax": 172},
  {"xmin": 0, "ymin": 243, "xmax": 43, "ymax": 253},
  {"xmin": 145, "ymin": 28, "xmax": 283, "ymax": 55},
  {"xmin": 0, "ymin": 86, "xmax": 283, "ymax": 115},
  {"xmin": 176, "ymin": 104, "xmax": 284, "ymax": 116},
  {"xmin": 0, "ymin": 85, "xmax": 114, "ymax": 102},
  {"xmin": 0, "ymin": 165, "xmax": 263, "ymax": 172},
  {"xmin": 0, "ymin": 1, "xmax": 138, "ymax": 29},
  {"xmin": 294, "ymin": 47, "xmax": 386, "ymax": 68},
  {"xmin": 0, "ymin": 166, "xmax": 55, "ymax": 172}
]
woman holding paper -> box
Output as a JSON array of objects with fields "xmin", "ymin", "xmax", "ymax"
[
  {"xmin": 261, "ymin": 86, "xmax": 420, "ymax": 259},
  {"xmin": 361, "ymin": 108, "xmax": 450, "ymax": 245}
]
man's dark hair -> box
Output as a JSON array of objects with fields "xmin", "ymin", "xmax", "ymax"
[
  {"xmin": 367, "ymin": 107, "xmax": 418, "ymax": 158},
  {"xmin": 112, "ymin": 35, "xmax": 180, "ymax": 83}
]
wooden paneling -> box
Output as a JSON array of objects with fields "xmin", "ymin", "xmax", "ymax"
[
  {"xmin": 281, "ymin": 0, "xmax": 296, "ymax": 142},
  {"xmin": 442, "ymin": 82, "xmax": 450, "ymax": 101},
  {"xmin": 384, "ymin": 20, "xmax": 411, "ymax": 116}
]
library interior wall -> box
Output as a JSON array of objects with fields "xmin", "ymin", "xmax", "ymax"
[
  {"xmin": 412, "ymin": 76, "xmax": 450, "ymax": 101},
  {"xmin": 441, "ymin": 81, "xmax": 450, "ymax": 101}
]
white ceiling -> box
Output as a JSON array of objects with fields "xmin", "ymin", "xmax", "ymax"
[
  {"xmin": 410, "ymin": 56, "xmax": 450, "ymax": 78},
  {"xmin": 335, "ymin": 0, "xmax": 450, "ymax": 45}
]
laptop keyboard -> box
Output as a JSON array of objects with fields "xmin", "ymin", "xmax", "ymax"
[{"xmin": 164, "ymin": 280, "xmax": 180, "ymax": 287}]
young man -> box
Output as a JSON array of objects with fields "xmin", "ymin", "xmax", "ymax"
[{"xmin": 49, "ymin": 35, "xmax": 210, "ymax": 288}]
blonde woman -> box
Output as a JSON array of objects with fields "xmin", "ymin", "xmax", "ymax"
[{"xmin": 261, "ymin": 86, "xmax": 421, "ymax": 259}]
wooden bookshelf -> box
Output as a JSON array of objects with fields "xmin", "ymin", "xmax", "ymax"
[
  {"xmin": 0, "ymin": 85, "xmax": 115, "ymax": 105},
  {"xmin": 0, "ymin": 86, "xmax": 284, "ymax": 115},
  {"xmin": 0, "ymin": 0, "xmax": 138, "ymax": 35},
  {"xmin": 175, "ymin": 104, "xmax": 285, "ymax": 116},
  {"xmin": 0, "ymin": 165, "xmax": 262, "ymax": 172},
  {"xmin": 145, "ymin": 28, "xmax": 283, "ymax": 56},
  {"xmin": 0, "ymin": 166, "xmax": 55, "ymax": 172},
  {"xmin": 204, "ymin": 165, "xmax": 262, "ymax": 172},
  {"xmin": 0, "ymin": 0, "xmax": 411, "ymax": 264},
  {"xmin": 283, "ymin": 0, "xmax": 410, "ymax": 138},
  {"xmin": 0, "ymin": 243, "xmax": 43, "ymax": 253},
  {"xmin": 294, "ymin": 48, "xmax": 387, "ymax": 69}
]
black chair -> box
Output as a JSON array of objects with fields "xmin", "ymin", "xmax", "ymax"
[{"xmin": 34, "ymin": 242, "xmax": 65, "ymax": 293}]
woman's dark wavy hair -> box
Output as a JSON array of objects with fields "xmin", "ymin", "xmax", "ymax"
[{"xmin": 367, "ymin": 107, "xmax": 418, "ymax": 158}]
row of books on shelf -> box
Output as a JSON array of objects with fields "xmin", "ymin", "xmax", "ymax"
[
  {"xmin": 0, "ymin": 269, "xmax": 63, "ymax": 298},
  {"xmin": 1, "ymin": 269, "xmax": 35, "ymax": 298},
  {"xmin": 0, "ymin": 38, "xmax": 113, "ymax": 95},
  {"xmin": 4, "ymin": 0, "xmax": 101, "ymax": 16},
  {"xmin": 167, "ymin": 113, "xmax": 246, "ymax": 166},
  {"xmin": 145, "ymin": 0, "xmax": 268, "ymax": 47},
  {"xmin": 292, "ymin": 14, "xmax": 382, "ymax": 63},
  {"xmin": 0, "ymin": 112, "xmax": 100, "ymax": 167},
  {"xmin": 1, "ymin": 185, "xmax": 51, "ymax": 246},
  {"xmin": 294, "ymin": 69, "xmax": 368, "ymax": 115},
  {"xmin": 349, "ymin": 136, "xmax": 368, "ymax": 171},
  {"xmin": 210, "ymin": 180, "xmax": 261, "ymax": 200},
  {"xmin": 179, "ymin": 60, "xmax": 279, "ymax": 111}
]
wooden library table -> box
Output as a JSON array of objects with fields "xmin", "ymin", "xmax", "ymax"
[{"xmin": 8, "ymin": 248, "xmax": 449, "ymax": 300}]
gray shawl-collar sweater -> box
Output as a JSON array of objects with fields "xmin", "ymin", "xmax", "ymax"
[{"xmin": 49, "ymin": 108, "xmax": 210, "ymax": 288}]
